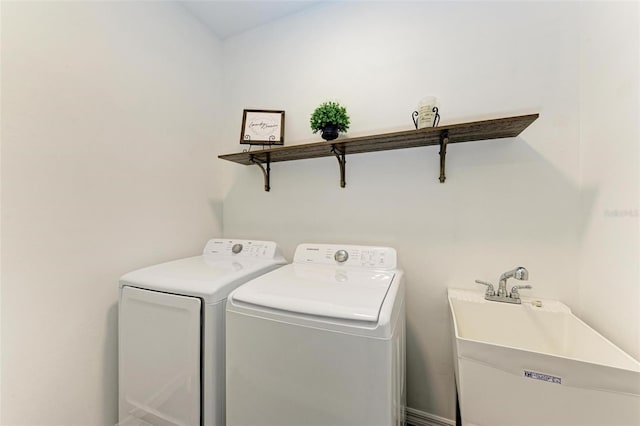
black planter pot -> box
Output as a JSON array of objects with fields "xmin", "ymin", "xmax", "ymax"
[{"xmin": 321, "ymin": 124, "xmax": 339, "ymax": 141}]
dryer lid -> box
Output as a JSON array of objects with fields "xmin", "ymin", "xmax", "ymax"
[
  {"xmin": 119, "ymin": 256, "xmax": 285, "ymax": 304},
  {"xmin": 119, "ymin": 239, "xmax": 285, "ymax": 304},
  {"xmin": 229, "ymin": 264, "xmax": 395, "ymax": 323}
]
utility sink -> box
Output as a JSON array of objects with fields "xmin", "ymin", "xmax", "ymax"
[{"xmin": 448, "ymin": 289, "xmax": 640, "ymax": 426}]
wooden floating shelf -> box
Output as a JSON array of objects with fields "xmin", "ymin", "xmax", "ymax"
[{"xmin": 218, "ymin": 113, "xmax": 539, "ymax": 191}]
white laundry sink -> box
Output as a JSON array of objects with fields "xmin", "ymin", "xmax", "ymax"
[{"xmin": 448, "ymin": 288, "xmax": 640, "ymax": 426}]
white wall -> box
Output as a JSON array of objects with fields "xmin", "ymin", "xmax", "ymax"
[
  {"xmin": 578, "ymin": 2, "xmax": 640, "ymax": 359},
  {"xmin": 0, "ymin": 2, "xmax": 223, "ymax": 424},
  {"xmin": 0, "ymin": 2, "xmax": 4, "ymax": 420},
  {"xmin": 220, "ymin": 2, "xmax": 583, "ymax": 419}
]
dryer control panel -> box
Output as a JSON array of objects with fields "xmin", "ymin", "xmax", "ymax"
[
  {"xmin": 293, "ymin": 243, "xmax": 397, "ymax": 270},
  {"xmin": 204, "ymin": 239, "xmax": 278, "ymax": 259}
]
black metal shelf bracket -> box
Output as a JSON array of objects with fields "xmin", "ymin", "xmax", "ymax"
[
  {"xmin": 250, "ymin": 153, "xmax": 271, "ymax": 192},
  {"xmin": 439, "ymin": 130, "xmax": 449, "ymax": 183},
  {"xmin": 331, "ymin": 145, "xmax": 347, "ymax": 188}
]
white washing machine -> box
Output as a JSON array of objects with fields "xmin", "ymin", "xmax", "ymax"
[
  {"xmin": 226, "ymin": 243, "xmax": 406, "ymax": 426},
  {"xmin": 118, "ymin": 239, "xmax": 286, "ymax": 426}
]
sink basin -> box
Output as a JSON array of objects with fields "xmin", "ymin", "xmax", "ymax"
[{"xmin": 448, "ymin": 289, "xmax": 640, "ymax": 426}]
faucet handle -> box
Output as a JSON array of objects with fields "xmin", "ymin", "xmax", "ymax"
[
  {"xmin": 475, "ymin": 280, "xmax": 495, "ymax": 296},
  {"xmin": 511, "ymin": 284, "xmax": 532, "ymax": 298}
]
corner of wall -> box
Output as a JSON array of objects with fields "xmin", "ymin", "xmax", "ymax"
[{"xmin": 577, "ymin": 1, "xmax": 640, "ymax": 359}]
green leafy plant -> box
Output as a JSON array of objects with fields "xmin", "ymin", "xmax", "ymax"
[{"xmin": 310, "ymin": 101, "xmax": 350, "ymax": 133}]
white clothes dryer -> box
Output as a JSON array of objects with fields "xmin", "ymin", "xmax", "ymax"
[
  {"xmin": 118, "ymin": 239, "xmax": 286, "ymax": 426},
  {"xmin": 226, "ymin": 243, "xmax": 406, "ymax": 426}
]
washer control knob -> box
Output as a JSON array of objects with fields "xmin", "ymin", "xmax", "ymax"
[
  {"xmin": 232, "ymin": 243, "xmax": 243, "ymax": 254},
  {"xmin": 334, "ymin": 249, "xmax": 349, "ymax": 263}
]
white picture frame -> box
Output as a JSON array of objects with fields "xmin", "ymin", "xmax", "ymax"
[{"xmin": 240, "ymin": 109, "xmax": 285, "ymax": 145}]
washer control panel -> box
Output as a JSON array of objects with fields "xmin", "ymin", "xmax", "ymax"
[
  {"xmin": 204, "ymin": 239, "xmax": 278, "ymax": 259},
  {"xmin": 294, "ymin": 243, "xmax": 397, "ymax": 269}
]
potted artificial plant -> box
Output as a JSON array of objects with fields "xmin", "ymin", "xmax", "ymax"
[{"xmin": 310, "ymin": 101, "xmax": 350, "ymax": 141}]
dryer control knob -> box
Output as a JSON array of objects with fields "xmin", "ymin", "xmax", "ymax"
[
  {"xmin": 334, "ymin": 249, "xmax": 349, "ymax": 263},
  {"xmin": 232, "ymin": 243, "xmax": 243, "ymax": 254}
]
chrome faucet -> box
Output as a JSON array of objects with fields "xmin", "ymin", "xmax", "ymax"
[
  {"xmin": 476, "ymin": 266, "xmax": 531, "ymax": 304},
  {"xmin": 498, "ymin": 266, "xmax": 529, "ymax": 296}
]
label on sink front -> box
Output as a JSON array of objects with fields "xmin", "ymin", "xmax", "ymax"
[{"xmin": 524, "ymin": 370, "xmax": 562, "ymax": 385}]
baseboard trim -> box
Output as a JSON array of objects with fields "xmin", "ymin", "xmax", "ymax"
[{"xmin": 406, "ymin": 407, "xmax": 455, "ymax": 426}]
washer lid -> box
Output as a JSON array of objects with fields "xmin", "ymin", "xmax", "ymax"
[
  {"xmin": 120, "ymin": 255, "xmax": 284, "ymax": 304},
  {"xmin": 230, "ymin": 264, "xmax": 396, "ymax": 322}
]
